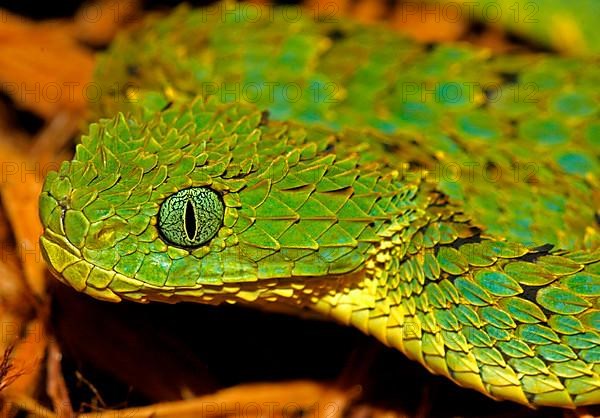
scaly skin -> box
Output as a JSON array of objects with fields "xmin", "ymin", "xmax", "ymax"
[
  {"xmin": 92, "ymin": 4, "xmax": 600, "ymax": 250},
  {"xmin": 40, "ymin": 3, "xmax": 599, "ymax": 408}
]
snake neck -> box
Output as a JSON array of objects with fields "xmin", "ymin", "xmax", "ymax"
[{"xmin": 305, "ymin": 203, "xmax": 599, "ymax": 407}]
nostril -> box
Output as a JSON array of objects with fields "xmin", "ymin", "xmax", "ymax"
[{"xmin": 85, "ymin": 217, "xmax": 129, "ymax": 250}]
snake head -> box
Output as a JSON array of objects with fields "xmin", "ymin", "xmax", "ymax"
[{"xmin": 40, "ymin": 97, "xmax": 419, "ymax": 303}]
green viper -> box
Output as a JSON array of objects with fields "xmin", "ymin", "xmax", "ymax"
[{"xmin": 39, "ymin": 2, "xmax": 599, "ymax": 409}]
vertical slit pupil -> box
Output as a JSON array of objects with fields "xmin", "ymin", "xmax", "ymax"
[{"xmin": 184, "ymin": 200, "xmax": 196, "ymax": 241}]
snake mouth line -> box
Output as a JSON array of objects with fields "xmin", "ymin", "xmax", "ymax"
[
  {"xmin": 40, "ymin": 230, "xmax": 81, "ymax": 281},
  {"xmin": 40, "ymin": 228, "xmax": 353, "ymax": 306},
  {"xmin": 40, "ymin": 229, "xmax": 183, "ymax": 303},
  {"xmin": 40, "ymin": 229, "xmax": 122, "ymax": 302}
]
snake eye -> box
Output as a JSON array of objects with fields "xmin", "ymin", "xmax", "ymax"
[{"xmin": 158, "ymin": 187, "xmax": 224, "ymax": 248}]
